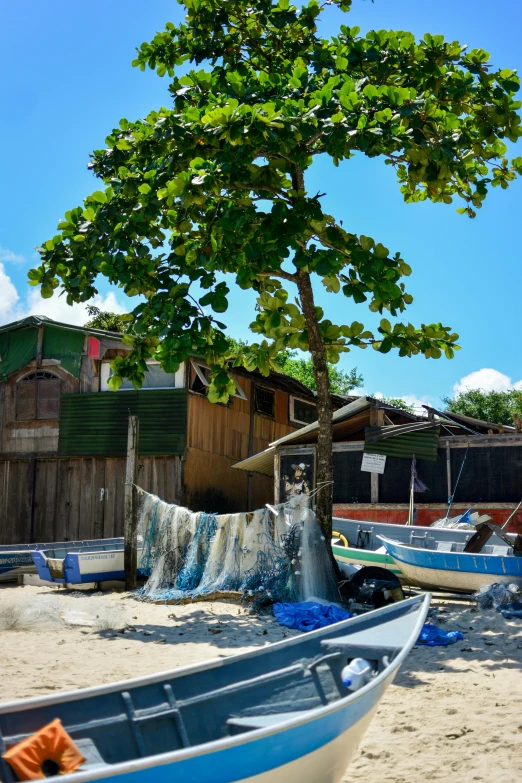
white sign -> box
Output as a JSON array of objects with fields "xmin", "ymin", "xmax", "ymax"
[{"xmin": 361, "ymin": 453, "xmax": 387, "ymax": 474}]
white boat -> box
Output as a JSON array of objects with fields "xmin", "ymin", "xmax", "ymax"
[
  {"xmin": 379, "ymin": 535, "xmax": 522, "ymax": 593},
  {"xmin": 0, "ymin": 538, "xmax": 124, "ymax": 583},
  {"xmin": 0, "ymin": 594, "xmax": 429, "ymax": 783},
  {"xmin": 32, "ymin": 541, "xmax": 143, "ymax": 585},
  {"xmin": 331, "ymin": 516, "xmax": 515, "ymax": 582}
]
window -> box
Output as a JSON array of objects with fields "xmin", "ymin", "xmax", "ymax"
[
  {"xmin": 16, "ymin": 371, "xmax": 61, "ymax": 420},
  {"xmin": 289, "ymin": 396, "xmax": 317, "ymax": 426},
  {"xmin": 254, "ymin": 386, "xmax": 274, "ymax": 417},
  {"xmin": 100, "ymin": 361, "xmax": 184, "ymax": 391},
  {"xmin": 190, "ymin": 360, "xmax": 247, "ymax": 400}
]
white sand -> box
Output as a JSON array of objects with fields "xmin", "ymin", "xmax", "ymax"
[{"xmin": 0, "ymin": 586, "xmax": 521, "ymax": 781}]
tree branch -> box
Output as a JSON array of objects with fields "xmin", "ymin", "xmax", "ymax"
[{"xmin": 257, "ymin": 270, "xmax": 298, "ymax": 282}]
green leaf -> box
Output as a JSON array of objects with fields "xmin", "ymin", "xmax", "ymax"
[
  {"xmin": 138, "ymin": 183, "xmax": 152, "ymax": 194},
  {"xmin": 116, "ymin": 139, "xmax": 133, "ymax": 151},
  {"xmin": 107, "ymin": 374, "xmax": 123, "ymax": 392},
  {"xmin": 212, "ymin": 296, "xmax": 228, "ymax": 313},
  {"xmin": 90, "ymin": 191, "xmax": 107, "ymax": 204}
]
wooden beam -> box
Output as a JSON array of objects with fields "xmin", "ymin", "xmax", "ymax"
[
  {"xmin": 35, "ymin": 327, "xmax": 44, "ymax": 369},
  {"xmin": 446, "ymin": 441, "xmax": 451, "ymax": 502},
  {"xmin": 124, "ymin": 415, "xmax": 139, "ymax": 591},
  {"xmin": 246, "ymin": 380, "xmax": 255, "ymax": 511},
  {"xmin": 370, "ymin": 472, "xmax": 379, "ymax": 503}
]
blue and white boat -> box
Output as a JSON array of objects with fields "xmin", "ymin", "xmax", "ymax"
[
  {"xmin": 0, "ymin": 595, "xmax": 429, "ymax": 783},
  {"xmin": 331, "ymin": 516, "xmax": 515, "ymax": 581},
  {"xmin": 379, "ymin": 535, "xmax": 522, "ymax": 593},
  {"xmin": 0, "ymin": 539, "xmax": 124, "ymax": 583},
  {"xmin": 31, "ymin": 539, "xmax": 143, "ymax": 585}
]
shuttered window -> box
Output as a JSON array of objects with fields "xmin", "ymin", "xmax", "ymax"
[{"xmin": 16, "ymin": 372, "xmax": 61, "ymax": 420}]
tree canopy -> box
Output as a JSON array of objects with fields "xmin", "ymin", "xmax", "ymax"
[
  {"xmin": 31, "ymin": 0, "xmax": 522, "ymax": 397},
  {"xmin": 85, "ymin": 305, "xmax": 128, "ymax": 333},
  {"xmin": 273, "ymin": 349, "xmax": 362, "ymax": 395},
  {"xmin": 443, "ymin": 388, "xmax": 522, "ymax": 426},
  {"xmin": 31, "ymin": 0, "xmax": 522, "ymax": 526}
]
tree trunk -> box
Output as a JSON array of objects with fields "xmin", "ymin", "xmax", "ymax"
[{"xmin": 296, "ymin": 270, "xmax": 334, "ymax": 539}]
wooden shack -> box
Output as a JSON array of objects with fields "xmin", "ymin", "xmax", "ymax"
[
  {"xmin": 0, "ymin": 315, "xmax": 346, "ymax": 544},
  {"xmin": 233, "ymin": 396, "xmax": 522, "ymax": 534}
]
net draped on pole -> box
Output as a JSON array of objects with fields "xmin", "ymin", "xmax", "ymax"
[{"xmin": 136, "ymin": 490, "xmax": 309, "ymax": 605}]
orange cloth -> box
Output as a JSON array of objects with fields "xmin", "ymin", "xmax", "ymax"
[{"xmin": 3, "ymin": 718, "xmax": 86, "ymax": 780}]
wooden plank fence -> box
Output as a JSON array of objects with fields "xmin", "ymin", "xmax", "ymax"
[{"xmin": 0, "ymin": 455, "xmax": 183, "ymax": 545}]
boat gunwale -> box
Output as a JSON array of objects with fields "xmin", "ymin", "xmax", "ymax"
[
  {"xmin": 0, "ymin": 595, "xmax": 430, "ymax": 783},
  {"xmin": 377, "ymin": 534, "xmax": 517, "ymax": 566}
]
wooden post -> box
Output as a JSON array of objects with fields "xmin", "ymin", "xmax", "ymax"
[
  {"xmin": 246, "ymin": 381, "xmax": 256, "ymax": 511},
  {"xmin": 445, "ymin": 441, "xmax": 451, "ymax": 502},
  {"xmin": 124, "ymin": 415, "xmax": 139, "ymax": 590},
  {"xmin": 36, "ymin": 327, "xmax": 44, "ymax": 369}
]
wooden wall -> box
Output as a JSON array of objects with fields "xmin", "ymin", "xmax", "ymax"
[
  {"xmin": 184, "ymin": 380, "xmax": 297, "ymax": 513},
  {"xmin": 0, "ymin": 455, "xmax": 183, "ymax": 545},
  {"xmin": 0, "ymin": 353, "xmax": 100, "ymax": 457}
]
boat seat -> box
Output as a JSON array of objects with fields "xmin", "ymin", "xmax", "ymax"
[
  {"xmin": 75, "ymin": 738, "xmax": 108, "ymax": 771},
  {"xmin": 321, "ymin": 638, "xmax": 401, "ymax": 662},
  {"xmin": 227, "ymin": 711, "xmax": 308, "ymax": 729}
]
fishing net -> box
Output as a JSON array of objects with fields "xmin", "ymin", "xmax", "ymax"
[{"xmin": 136, "ymin": 490, "xmax": 310, "ymax": 606}]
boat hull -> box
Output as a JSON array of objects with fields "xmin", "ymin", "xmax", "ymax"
[
  {"xmin": 332, "ymin": 543, "xmax": 403, "ymax": 576},
  {"xmin": 0, "ymin": 551, "xmax": 35, "ymax": 582},
  {"xmin": 0, "ymin": 596, "xmax": 430, "ymax": 783},
  {"xmin": 0, "ymin": 539, "xmax": 125, "ymax": 583},
  {"xmin": 81, "ymin": 684, "xmax": 384, "ymax": 783},
  {"xmin": 379, "ymin": 536, "xmax": 522, "ymax": 593}
]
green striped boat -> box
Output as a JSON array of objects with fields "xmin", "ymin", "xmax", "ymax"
[{"xmin": 332, "ymin": 542, "xmax": 403, "ymax": 576}]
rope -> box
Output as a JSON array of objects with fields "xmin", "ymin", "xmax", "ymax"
[{"xmin": 445, "ymin": 443, "xmax": 469, "ymax": 520}]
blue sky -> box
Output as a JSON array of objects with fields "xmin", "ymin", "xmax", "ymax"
[{"xmin": 1, "ymin": 0, "xmax": 521, "ymax": 409}]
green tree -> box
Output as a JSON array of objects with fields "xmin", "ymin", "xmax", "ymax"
[
  {"xmin": 374, "ymin": 395, "xmax": 415, "ymax": 414},
  {"xmin": 274, "ymin": 350, "xmax": 363, "ymax": 395},
  {"xmin": 31, "ymin": 0, "xmax": 521, "ymax": 536},
  {"xmin": 85, "ymin": 305, "xmax": 129, "ymax": 333},
  {"xmin": 443, "ymin": 388, "xmax": 522, "ymax": 426}
]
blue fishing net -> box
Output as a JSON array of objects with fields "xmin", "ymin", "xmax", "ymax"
[{"xmin": 136, "ymin": 491, "xmax": 306, "ymax": 606}]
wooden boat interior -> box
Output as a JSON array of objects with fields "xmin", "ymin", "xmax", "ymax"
[{"xmin": 0, "ymin": 598, "xmax": 425, "ymax": 781}]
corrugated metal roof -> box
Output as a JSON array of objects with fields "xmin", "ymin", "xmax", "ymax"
[
  {"xmin": 0, "ymin": 315, "xmax": 124, "ymax": 340},
  {"xmin": 364, "ymin": 425, "xmax": 440, "ymax": 461},
  {"xmin": 365, "ymin": 421, "xmax": 439, "ymax": 443},
  {"xmin": 59, "ymin": 389, "xmax": 187, "ymax": 456},
  {"xmin": 269, "ymin": 396, "xmax": 374, "ymax": 448},
  {"xmin": 423, "ymin": 405, "xmax": 516, "ymax": 434},
  {"xmin": 234, "ymin": 397, "xmax": 376, "ymax": 475},
  {"xmin": 232, "ymin": 446, "xmax": 276, "ymax": 476}
]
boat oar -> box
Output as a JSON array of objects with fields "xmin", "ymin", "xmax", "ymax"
[{"xmin": 501, "ymin": 500, "xmax": 522, "ymax": 530}]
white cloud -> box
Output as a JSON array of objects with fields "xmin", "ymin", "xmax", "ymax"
[
  {"xmin": 367, "ymin": 390, "xmax": 434, "ymax": 412},
  {"xmin": 0, "ymin": 264, "xmax": 127, "ymax": 327},
  {"xmin": 0, "ymin": 263, "xmax": 20, "ymax": 320},
  {"xmin": 453, "ymin": 368, "xmax": 522, "ymax": 394},
  {"xmin": 0, "ymin": 246, "xmax": 26, "ymax": 264},
  {"xmin": 24, "ymin": 289, "xmax": 126, "ymax": 326}
]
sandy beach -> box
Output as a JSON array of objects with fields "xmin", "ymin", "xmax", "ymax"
[{"xmin": 0, "ymin": 585, "xmax": 521, "ymax": 782}]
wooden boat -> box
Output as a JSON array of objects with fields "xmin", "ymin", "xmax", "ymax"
[
  {"xmin": 30, "ymin": 539, "xmax": 142, "ymax": 585},
  {"xmin": 378, "ymin": 535, "xmax": 522, "ymax": 593},
  {"xmin": 331, "ymin": 516, "xmax": 515, "ymax": 580},
  {"xmin": 0, "ymin": 539, "xmax": 123, "ymax": 584},
  {"xmin": 0, "ymin": 594, "xmax": 428, "ymax": 783}
]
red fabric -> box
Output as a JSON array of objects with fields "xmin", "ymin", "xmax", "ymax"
[
  {"xmin": 87, "ymin": 337, "xmax": 101, "ymax": 359},
  {"xmin": 3, "ymin": 719, "xmax": 86, "ymax": 780}
]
